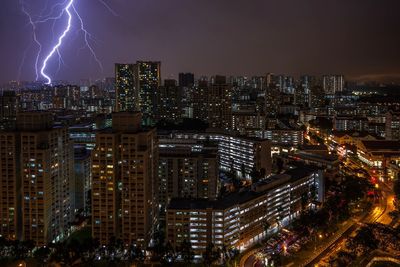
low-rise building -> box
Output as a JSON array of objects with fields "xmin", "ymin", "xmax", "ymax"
[
  {"xmin": 356, "ymin": 140, "xmax": 400, "ymax": 174},
  {"xmin": 159, "ymin": 130, "xmax": 272, "ymax": 178},
  {"xmin": 166, "ymin": 166, "xmax": 324, "ymax": 258}
]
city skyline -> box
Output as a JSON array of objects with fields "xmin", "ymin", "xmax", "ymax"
[
  {"xmin": 1, "ymin": 0, "xmax": 400, "ymax": 83},
  {"xmin": 1, "ymin": 1, "xmax": 400, "ymax": 266}
]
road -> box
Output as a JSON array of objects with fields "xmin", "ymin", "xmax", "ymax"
[
  {"xmin": 310, "ymin": 182, "xmax": 395, "ymax": 267},
  {"xmin": 241, "ymin": 130, "xmax": 396, "ymax": 267},
  {"xmin": 241, "ymin": 181, "xmax": 394, "ymax": 267}
]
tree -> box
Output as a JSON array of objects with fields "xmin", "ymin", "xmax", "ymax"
[
  {"xmin": 350, "ymin": 225, "xmax": 378, "ymax": 253},
  {"xmin": 276, "ymin": 206, "xmax": 285, "ymax": 230},
  {"xmin": 250, "ymin": 166, "xmax": 261, "ymax": 184},
  {"xmin": 128, "ymin": 243, "xmax": 144, "ymax": 263},
  {"xmin": 263, "ymin": 221, "xmax": 271, "ymax": 236},
  {"xmin": 33, "ymin": 246, "xmax": 51, "ymax": 266},
  {"xmin": 394, "ymin": 173, "xmax": 400, "ymax": 211},
  {"xmin": 241, "ymin": 163, "xmax": 246, "ymax": 179},
  {"xmin": 276, "ymin": 157, "xmax": 284, "ymax": 174},
  {"xmin": 342, "ymin": 175, "xmax": 372, "ymax": 202},
  {"xmin": 0, "ymin": 237, "xmax": 8, "ymax": 258},
  {"xmin": 310, "ymin": 184, "xmax": 317, "ymax": 202},
  {"xmin": 107, "ymin": 235, "xmax": 117, "ymax": 261},
  {"xmin": 335, "ymin": 250, "xmax": 354, "ymax": 266},
  {"xmin": 301, "ymin": 192, "xmax": 309, "ymax": 212},
  {"xmin": 179, "ymin": 239, "xmax": 194, "ymax": 264},
  {"xmin": 203, "ymin": 243, "xmax": 219, "ymax": 266},
  {"xmin": 259, "ymin": 168, "xmax": 266, "ymax": 179},
  {"xmin": 161, "ymin": 241, "xmax": 176, "ymax": 265}
]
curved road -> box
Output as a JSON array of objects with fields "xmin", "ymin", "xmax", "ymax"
[{"xmin": 241, "ymin": 183, "xmax": 393, "ymax": 267}]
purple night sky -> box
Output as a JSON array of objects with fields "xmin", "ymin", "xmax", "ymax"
[{"xmin": 0, "ymin": 0, "xmax": 399, "ymax": 83}]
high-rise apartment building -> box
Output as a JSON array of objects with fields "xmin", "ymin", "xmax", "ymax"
[
  {"xmin": 158, "ymin": 139, "xmax": 219, "ymax": 209},
  {"xmin": 179, "ymin": 73, "xmax": 195, "ymax": 87},
  {"xmin": 0, "ymin": 132, "xmax": 17, "ymax": 240},
  {"xmin": 160, "ymin": 131, "xmax": 272, "ymax": 178},
  {"xmin": 0, "ymin": 91, "xmax": 19, "ymax": 130},
  {"xmin": 386, "ymin": 111, "xmax": 400, "ymax": 140},
  {"xmin": 157, "ymin": 79, "xmax": 182, "ymax": 122},
  {"xmin": 323, "ymin": 75, "xmax": 344, "ymax": 94},
  {"xmin": 207, "ymin": 76, "xmax": 232, "ymax": 130},
  {"xmin": 135, "ymin": 61, "xmax": 161, "ymax": 126},
  {"xmin": 92, "ymin": 112, "xmax": 158, "ymax": 246},
  {"xmin": 115, "ymin": 63, "xmax": 136, "ymax": 112},
  {"xmin": 192, "ymin": 80, "xmax": 208, "ymax": 121},
  {"xmin": 0, "ymin": 112, "xmax": 74, "ymax": 245},
  {"xmin": 296, "ymin": 75, "xmax": 316, "ymax": 107},
  {"xmin": 73, "ymin": 147, "xmax": 92, "ymax": 214}
]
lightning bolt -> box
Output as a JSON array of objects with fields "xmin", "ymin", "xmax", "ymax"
[
  {"xmin": 19, "ymin": 0, "xmax": 115, "ymax": 84},
  {"xmin": 40, "ymin": 0, "xmax": 74, "ymax": 85},
  {"xmin": 20, "ymin": 0, "xmax": 43, "ymax": 81},
  {"xmin": 97, "ymin": 0, "xmax": 119, "ymax": 17},
  {"xmin": 72, "ymin": 5, "xmax": 103, "ymax": 71}
]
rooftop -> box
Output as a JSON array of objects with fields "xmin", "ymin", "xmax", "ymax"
[
  {"xmin": 361, "ymin": 140, "xmax": 400, "ymax": 151},
  {"xmin": 168, "ymin": 165, "xmax": 319, "ymax": 211}
]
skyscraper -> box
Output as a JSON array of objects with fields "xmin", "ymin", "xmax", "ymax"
[
  {"xmin": 323, "ymin": 75, "xmax": 344, "ymax": 94},
  {"xmin": 156, "ymin": 79, "xmax": 182, "ymax": 122},
  {"xmin": 115, "ymin": 63, "xmax": 136, "ymax": 112},
  {"xmin": 158, "ymin": 139, "xmax": 219, "ymax": 209},
  {"xmin": 178, "ymin": 73, "xmax": 195, "ymax": 87},
  {"xmin": 92, "ymin": 112, "xmax": 158, "ymax": 247},
  {"xmin": 0, "ymin": 91, "xmax": 19, "ymax": 130},
  {"xmin": 192, "ymin": 80, "xmax": 208, "ymax": 121},
  {"xmin": 207, "ymin": 76, "xmax": 232, "ymax": 130},
  {"xmin": 134, "ymin": 61, "xmax": 161, "ymax": 126},
  {"xmin": 0, "ymin": 112, "xmax": 74, "ymax": 245}
]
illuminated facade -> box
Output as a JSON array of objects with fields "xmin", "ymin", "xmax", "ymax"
[
  {"xmin": 158, "ymin": 140, "xmax": 219, "ymax": 209},
  {"xmin": 156, "ymin": 79, "xmax": 182, "ymax": 122},
  {"xmin": 254, "ymin": 129, "xmax": 304, "ymax": 146},
  {"xmin": 356, "ymin": 140, "xmax": 400, "ymax": 171},
  {"xmin": 192, "ymin": 80, "xmax": 208, "ymax": 120},
  {"xmin": 135, "ymin": 61, "xmax": 161, "ymax": 126},
  {"xmin": 322, "ymin": 75, "xmax": 344, "ymax": 94},
  {"xmin": 92, "ymin": 112, "xmax": 158, "ymax": 246},
  {"xmin": 231, "ymin": 111, "xmax": 266, "ymax": 134},
  {"xmin": 0, "ymin": 133, "xmax": 17, "ymax": 240},
  {"xmin": 159, "ymin": 131, "xmax": 272, "ymax": 178},
  {"xmin": 207, "ymin": 76, "xmax": 232, "ymax": 130},
  {"xmin": 166, "ymin": 166, "xmax": 324, "ymax": 258},
  {"xmin": 0, "ymin": 91, "xmax": 19, "ymax": 130},
  {"xmin": 386, "ymin": 111, "xmax": 400, "ymax": 140},
  {"xmin": 115, "ymin": 63, "xmax": 136, "ymax": 112},
  {"xmin": 333, "ymin": 115, "xmax": 369, "ymax": 132},
  {"xmin": 0, "ymin": 112, "xmax": 74, "ymax": 245}
]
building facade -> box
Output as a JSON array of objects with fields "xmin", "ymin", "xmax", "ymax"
[
  {"xmin": 159, "ymin": 131, "xmax": 272, "ymax": 178},
  {"xmin": 115, "ymin": 63, "xmax": 136, "ymax": 112},
  {"xmin": 0, "ymin": 91, "xmax": 19, "ymax": 130},
  {"xmin": 135, "ymin": 61, "xmax": 161, "ymax": 126},
  {"xmin": 0, "ymin": 112, "xmax": 74, "ymax": 245},
  {"xmin": 158, "ymin": 140, "xmax": 219, "ymax": 209},
  {"xmin": 166, "ymin": 166, "xmax": 324, "ymax": 258},
  {"xmin": 207, "ymin": 76, "xmax": 232, "ymax": 130},
  {"xmin": 322, "ymin": 75, "xmax": 344, "ymax": 94},
  {"xmin": 92, "ymin": 112, "xmax": 158, "ymax": 247}
]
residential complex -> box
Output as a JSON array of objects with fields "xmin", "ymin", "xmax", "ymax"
[
  {"xmin": 91, "ymin": 112, "xmax": 158, "ymax": 246},
  {"xmin": 0, "ymin": 112, "xmax": 74, "ymax": 245},
  {"xmin": 166, "ymin": 166, "xmax": 324, "ymax": 257}
]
